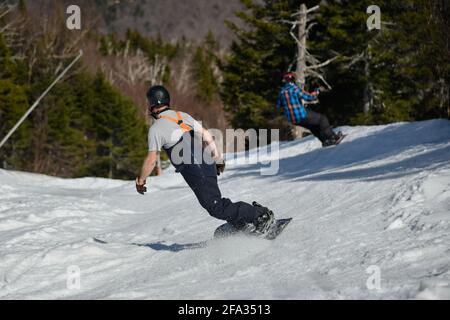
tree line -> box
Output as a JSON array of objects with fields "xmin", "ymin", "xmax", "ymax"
[
  {"xmin": 221, "ymin": 0, "xmax": 449, "ymax": 137},
  {"xmin": 0, "ymin": 0, "xmax": 448, "ymax": 178},
  {"xmin": 0, "ymin": 1, "xmax": 223, "ymax": 179}
]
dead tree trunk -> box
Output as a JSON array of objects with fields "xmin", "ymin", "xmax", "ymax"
[
  {"xmin": 362, "ymin": 45, "xmax": 373, "ymax": 115},
  {"xmin": 286, "ymin": 4, "xmax": 337, "ymax": 90},
  {"xmin": 296, "ymin": 4, "xmax": 307, "ymax": 87}
]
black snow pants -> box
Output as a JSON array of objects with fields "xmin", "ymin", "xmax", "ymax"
[
  {"xmin": 164, "ymin": 133, "xmax": 259, "ymax": 225},
  {"xmin": 180, "ymin": 163, "xmax": 259, "ymax": 225},
  {"xmin": 298, "ymin": 110, "xmax": 335, "ymax": 143}
]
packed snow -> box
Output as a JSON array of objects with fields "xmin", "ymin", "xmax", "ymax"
[{"xmin": 0, "ymin": 119, "xmax": 449, "ymax": 299}]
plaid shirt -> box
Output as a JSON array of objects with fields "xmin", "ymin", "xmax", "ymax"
[{"xmin": 276, "ymin": 83, "xmax": 317, "ymax": 124}]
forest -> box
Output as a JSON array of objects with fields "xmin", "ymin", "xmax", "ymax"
[{"xmin": 0, "ymin": 0, "xmax": 448, "ymax": 179}]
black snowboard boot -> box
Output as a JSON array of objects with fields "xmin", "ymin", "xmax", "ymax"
[
  {"xmin": 322, "ymin": 131, "xmax": 343, "ymax": 147},
  {"xmin": 252, "ymin": 202, "xmax": 275, "ymax": 234},
  {"xmin": 335, "ymin": 131, "xmax": 344, "ymax": 140},
  {"xmin": 229, "ymin": 218, "xmax": 250, "ymax": 231}
]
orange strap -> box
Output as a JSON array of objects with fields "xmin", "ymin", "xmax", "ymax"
[{"xmin": 160, "ymin": 111, "xmax": 192, "ymax": 132}]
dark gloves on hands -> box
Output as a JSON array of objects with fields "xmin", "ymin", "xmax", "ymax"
[
  {"xmin": 216, "ymin": 161, "xmax": 225, "ymax": 176},
  {"xmin": 135, "ymin": 178, "xmax": 147, "ymax": 195}
]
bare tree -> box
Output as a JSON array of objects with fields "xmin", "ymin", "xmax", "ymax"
[
  {"xmin": 0, "ymin": 1, "xmax": 97, "ymax": 83},
  {"xmin": 0, "ymin": 3, "xmax": 25, "ymax": 54},
  {"xmin": 280, "ymin": 4, "xmax": 338, "ymax": 138},
  {"xmin": 101, "ymin": 40, "xmax": 168, "ymax": 87},
  {"xmin": 171, "ymin": 56, "xmax": 192, "ymax": 95},
  {"xmin": 282, "ymin": 4, "xmax": 338, "ymax": 91},
  {"xmin": 170, "ymin": 45, "xmax": 194, "ymax": 96},
  {"xmin": 0, "ymin": 2, "xmax": 94, "ymax": 173}
]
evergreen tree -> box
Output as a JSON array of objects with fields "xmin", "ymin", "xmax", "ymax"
[
  {"xmin": 1, "ymin": 34, "xmax": 148, "ymax": 178},
  {"xmin": 223, "ymin": 0, "xmax": 449, "ymax": 132},
  {"xmin": 81, "ymin": 73, "xmax": 148, "ymax": 179},
  {"xmin": 193, "ymin": 31, "xmax": 220, "ymax": 103},
  {"xmin": 1, "ymin": 7, "xmax": 154, "ymax": 179},
  {"xmin": 371, "ymin": 0, "xmax": 450, "ymax": 122},
  {"xmin": 221, "ymin": 0, "xmax": 318, "ymax": 133},
  {"xmin": 309, "ymin": 0, "xmax": 379, "ymax": 124},
  {"xmin": 312, "ymin": 0, "xmax": 449, "ymax": 124},
  {"xmin": 27, "ymin": 78, "xmax": 91, "ymax": 176},
  {"xmin": 0, "ymin": 34, "xmax": 30, "ymax": 169}
]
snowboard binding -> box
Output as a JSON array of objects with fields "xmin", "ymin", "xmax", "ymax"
[
  {"xmin": 214, "ymin": 202, "xmax": 291, "ymax": 240},
  {"xmin": 252, "ymin": 202, "xmax": 275, "ymax": 235},
  {"xmin": 322, "ymin": 131, "xmax": 346, "ymax": 148}
]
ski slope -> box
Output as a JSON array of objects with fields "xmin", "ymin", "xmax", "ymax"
[{"xmin": 0, "ymin": 119, "xmax": 449, "ymax": 299}]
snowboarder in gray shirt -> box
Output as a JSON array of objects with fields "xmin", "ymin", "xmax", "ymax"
[{"xmin": 136, "ymin": 85, "xmax": 275, "ymax": 235}]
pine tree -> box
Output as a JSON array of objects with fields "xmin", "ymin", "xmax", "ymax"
[
  {"xmin": 313, "ymin": 0, "xmax": 449, "ymax": 124},
  {"xmin": 223, "ymin": 0, "xmax": 449, "ymax": 132},
  {"xmin": 1, "ymin": 34, "xmax": 148, "ymax": 178},
  {"xmin": 221, "ymin": 0, "xmax": 318, "ymax": 133},
  {"xmin": 31, "ymin": 79, "xmax": 91, "ymax": 176},
  {"xmin": 193, "ymin": 31, "xmax": 220, "ymax": 103},
  {"xmin": 0, "ymin": 8, "xmax": 151, "ymax": 178},
  {"xmin": 0, "ymin": 34, "xmax": 30, "ymax": 170},
  {"xmin": 309, "ymin": 0, "xmax": 379, "ymax": 124},
  {"xmin": 81, "ymin": 73, "xmax": 148, "ymax": 179},
  {"xmin": 371, "ymin": 0, "xmax": 450, "ymax": 121}
]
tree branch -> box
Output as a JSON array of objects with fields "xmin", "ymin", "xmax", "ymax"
[
  {"xmin": 291, "ymin": 5, "xmax": 319, "ymax": 17},
  {"xmin": 305, "ymin": 56, "xmax": 340, "ymax": 70},
  {"xmin": 0, "ymin": 4, "xmax": 16, "ymax": 20},
  {"xmin": 343, "ymin": 51, "xmax": 365, "ymax": 69},
  {"xmin": 280, "ymin": 19, "xmax": 298, "ymax": 25},
  {"xmin": 307, "ymin": 69, "xmax": 333, "ymax": 90},
  {"xmin": 307, "ymin": 5, "xmax": 320, "ymax": 14}
]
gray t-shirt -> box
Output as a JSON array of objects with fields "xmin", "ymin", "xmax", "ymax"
[{"xmin": 148, "ymin": 110, "xmax": 202, "ymax": 152}]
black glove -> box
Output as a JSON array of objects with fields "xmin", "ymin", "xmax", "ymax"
[
  {"xmin": 135, "ymin": 178, "xmax": 147, "ymax": 195},
  {"xmin": 216, "ymin": 161, "xmax": 225, "ymax": 176}
]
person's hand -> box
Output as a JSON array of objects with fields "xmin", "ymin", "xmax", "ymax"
[
  {"xmin": 135, "ymin": 177, "xmax": 147, "ymax": 195},
  {"xmin": 216, "ymin": 160, "xmax": 225, "ymax": 176},
  {"xmin": 311, "ymin": 88, "xmax": 320, "ymax": 97}
]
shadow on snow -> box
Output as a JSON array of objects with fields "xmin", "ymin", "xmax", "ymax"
[
  {"xmin": 224, "ymin": 120, "xmax": 450, "ymax": 183},
  {"xmin": 131, "ymin": 241, "xmax": 208, "ymax": 252}
]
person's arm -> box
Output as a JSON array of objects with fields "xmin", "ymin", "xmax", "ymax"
[
  {"xmin": 200, "ymin": 126, "xmax": 226, "ymax": 175},
  {"xmin": 275, "ymin": 92, "xmax": 282, "ymax": 114},
  {"xmin": 298, "ymin": 88, "xmax": 318, "ymax": 102},
  {"xmin": 200, "ymin": 127, "xmax": 221, "ymax": 161},
  {"xmin": 155, "ymin": 152, "xmax": 162, "ymax": 176},
  {"xmin": 135, "ymin": 151, "xmax": 158, "ymax": 194},
  {"xmin": 297, "ymin": 88, "xmax": 319, "ymax": 101}
]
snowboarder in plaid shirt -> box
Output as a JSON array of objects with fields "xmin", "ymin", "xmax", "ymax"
[{"xmin": 277, "ymin": 72, "xmax": 343, "ymax": 147}]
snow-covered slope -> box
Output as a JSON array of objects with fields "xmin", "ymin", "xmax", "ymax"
[{"xmin": 1, "ymin": 120, "xmax": 449, "ymax": 299}]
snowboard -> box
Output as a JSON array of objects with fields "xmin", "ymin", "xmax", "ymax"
[
  {"xmin": 214, "ymin": 218, "xmax": 292, "ymax": 240},
  {"xmin": 92, "ymin": 219, "xmax": 292, "ymax": 251},
  {"xmin": 334, "ymin": 133, "xmax": 347, "ymax": 145}
]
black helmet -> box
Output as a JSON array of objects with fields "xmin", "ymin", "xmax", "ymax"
[{"xmin": 147, "ymin": 85, "xmax": 170, "ymax": 108}]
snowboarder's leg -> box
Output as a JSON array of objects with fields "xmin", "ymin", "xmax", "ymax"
[
  {"xmin": 301, "ymin": 122, "xmax": 324, "ymax": 142},
  {"xmin": 299, "ymin": 110, "xmax": 340, "ymax": 146},
  {"xmin": 304, "ymin": 111, "xmax": 334, "ymax": 140},
  {"xmin": 180, "ymin": 164, "xmax": 261, "ymax": 226},
  {"xmin": 314, "ymin": 112, "xmax": 345, "ymax": 147},
  {"xmin": 316, "ymin": 111, "xmax": 335, "ymax": 141}
]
